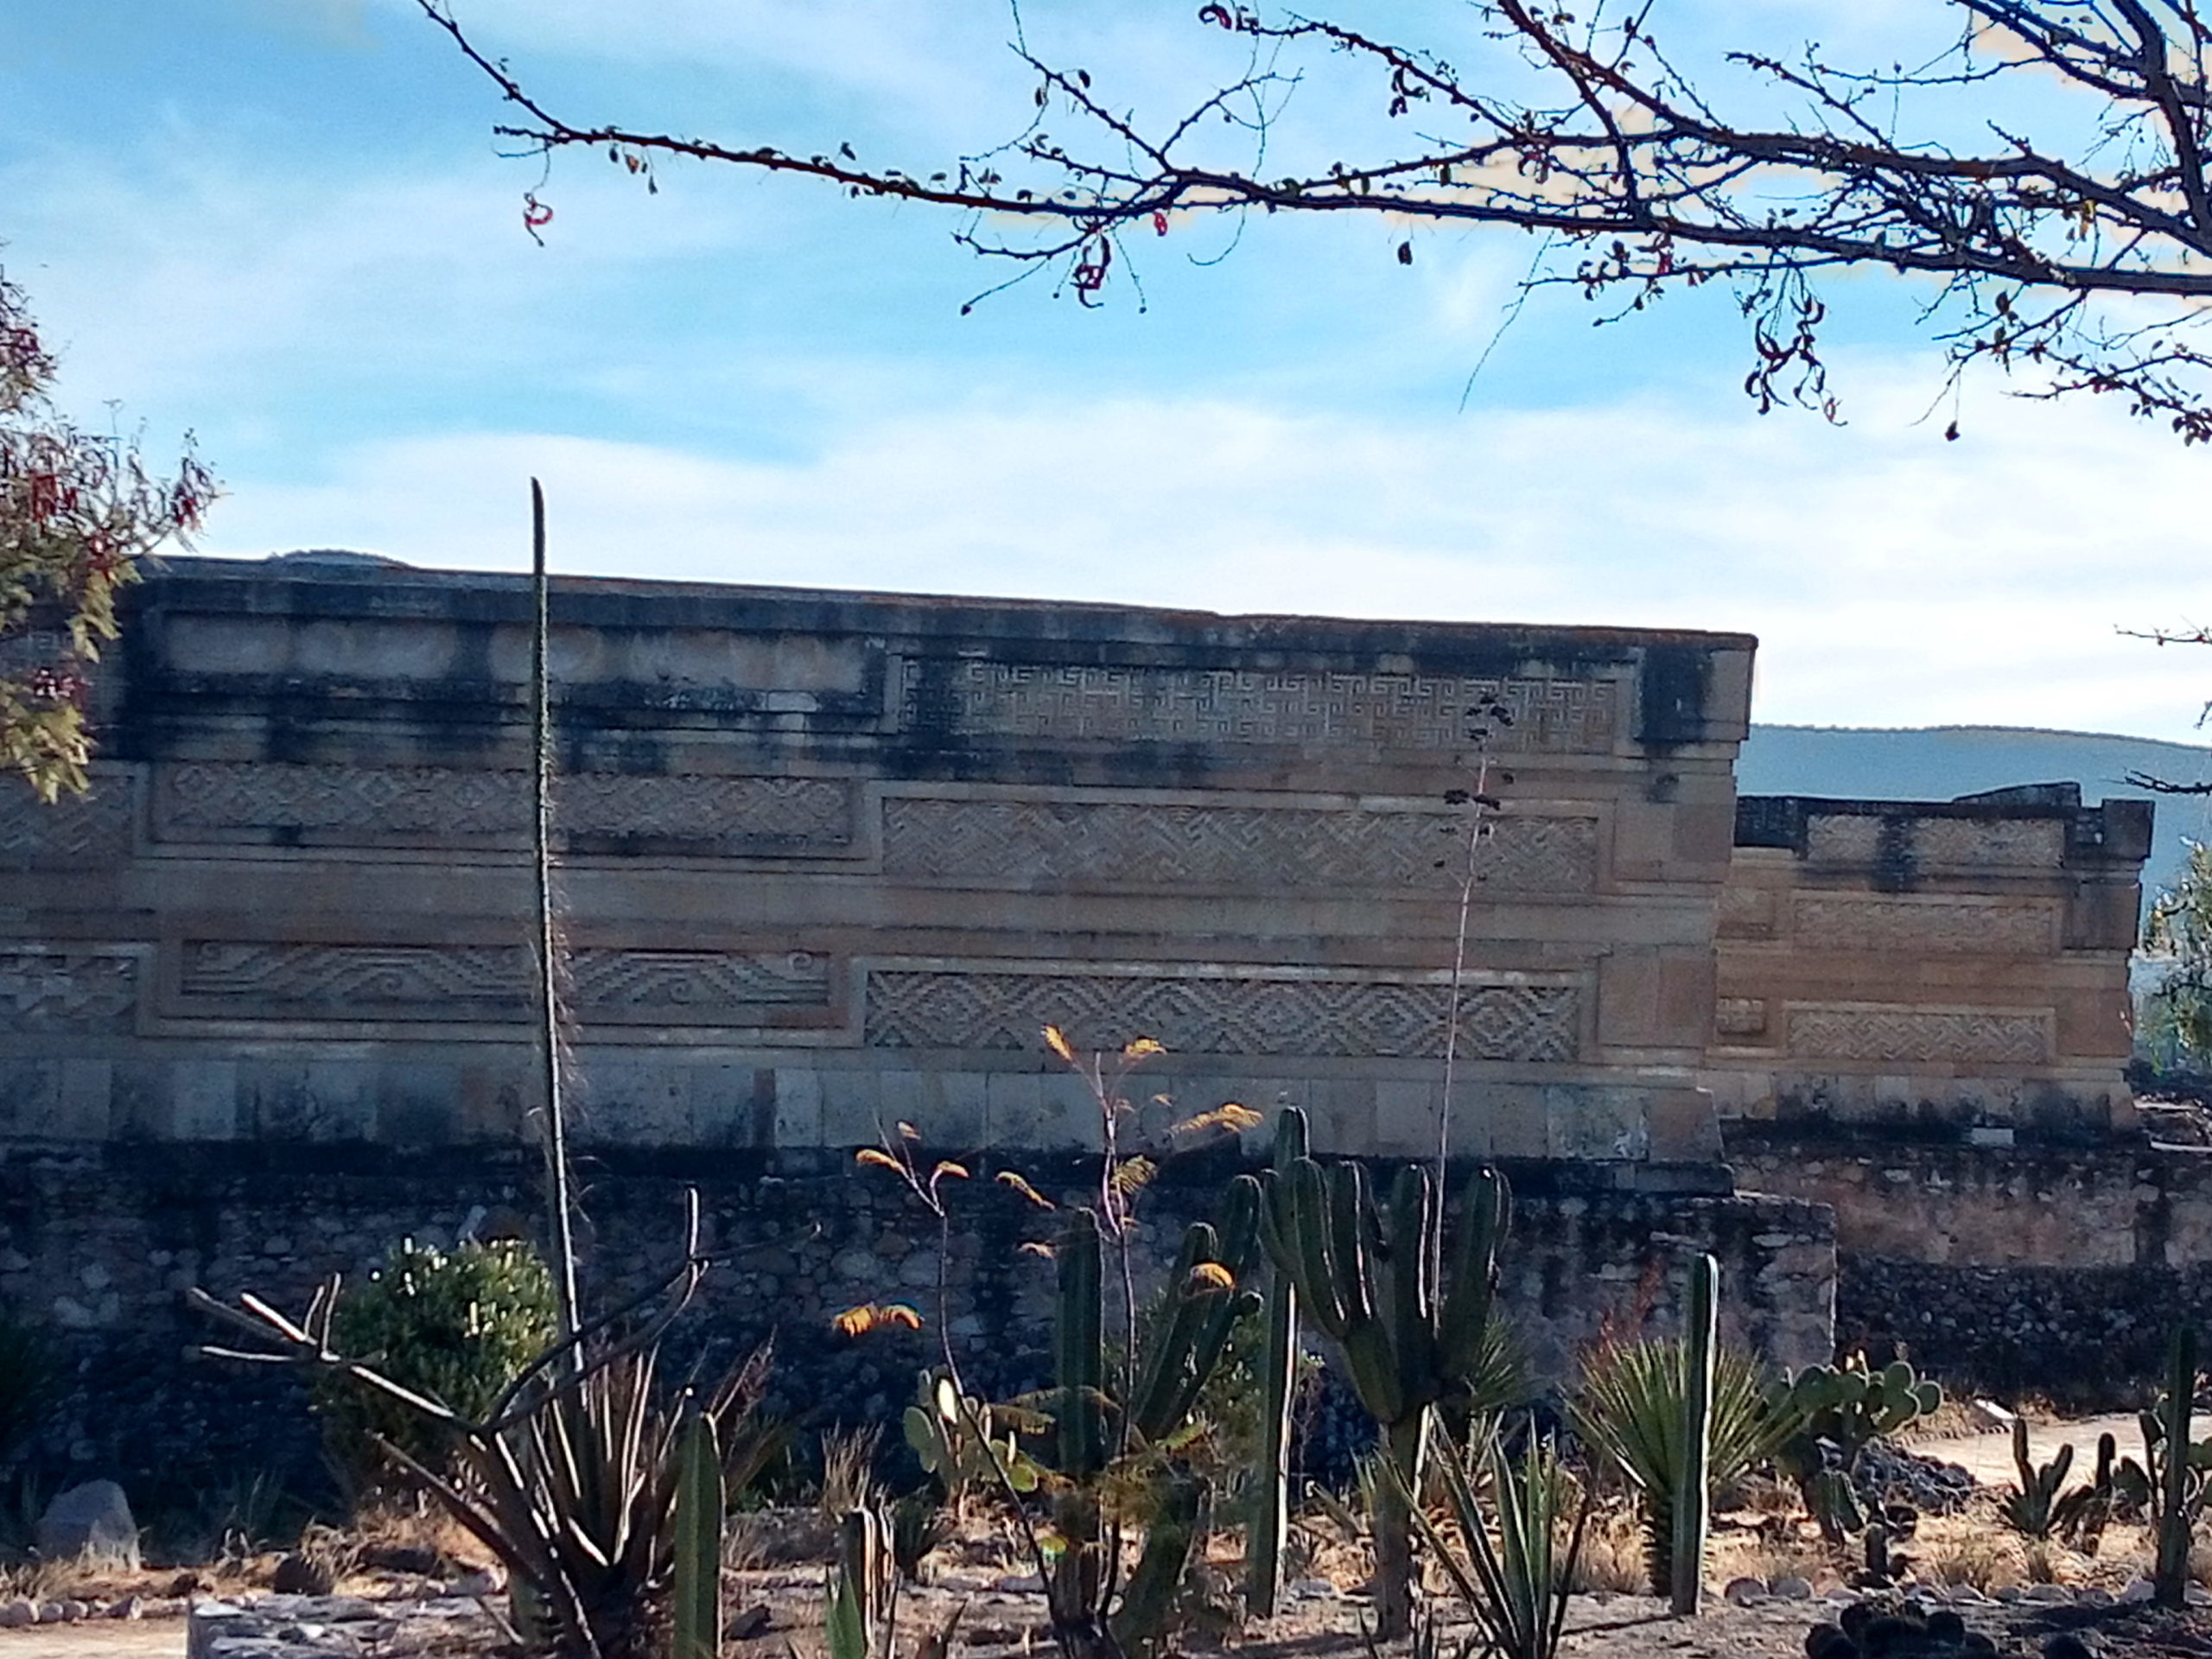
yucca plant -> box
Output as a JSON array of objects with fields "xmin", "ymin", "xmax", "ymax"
[
  {"xmin": 1408, "ymin": 1422, "xmax": 1586, "ymax": 1659},
  {"xmin": 1570, "ymin": 1338, "xmax": 1797, "ymax": 1598}
]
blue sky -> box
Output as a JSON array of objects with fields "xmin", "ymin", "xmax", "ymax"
[{"xmin": 3, "ymin": 0, "xmax": 2208, "ymax": 742}]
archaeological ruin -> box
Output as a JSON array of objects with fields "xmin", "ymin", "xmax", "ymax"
[{"xmin": 0, "ymin": 553, "xmax": 2186, "ymax": 1493}]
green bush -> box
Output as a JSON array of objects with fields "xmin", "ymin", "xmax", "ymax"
[{"xmin": 315, "ymin": 1236, "xmax": 558, "ymax": 1490}]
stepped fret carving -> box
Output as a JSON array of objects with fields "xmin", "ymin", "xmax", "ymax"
[
  {"xmin": 155, "ymin": 763, "xmax": 853, "ymax": 850},
  {"xmin": 901, "ymin": 661, "xmax": 1617, "ymax": 753},
  {"xmin": 881, "ymin": 800, "xmax": 1598, "ymax": 892},
  {"xmin": 1785, "ymin": 1005, "xmax": 2053, "ymax": 1065},
  {"xmin": 179, "ymin": 943, "xmax": 829, "ymax": 1015},
  {"xmin": 1714, "ymin": 997, "xmax": 1770, "ymax": 1039},
  {"xmin": 0, "ymin": 949, "xmax": 138, "ymax": 1030},
  {"xmin": 1792, "ymin": 896, "xmax": 2058, "ymax": 954},
  {"xmin": 862, "ymin": 969, "xmax": 1579, "ymax": 1060}
]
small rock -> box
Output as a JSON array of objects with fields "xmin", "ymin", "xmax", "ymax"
[
  {"xmin": 2076, "ymin": 1586, "xmax": 2113, "ymax": 1607},
  {"xmin": 2022, "ymin": 1582, "xmax": 2072, "ymax": 1603},
  {"xmin": 730, "ymin": 1605, "xmax": 772, "ymax": 1641},
  {"xmin": 1291, "ymin": 1579, "xmax": 1338, "ymax": 1600},
  {"xmin": 62, "ymin": 1602, "xmax": 90, "ymax": 1622},
  {"xmin": 36, "ymin": 1480, "xmax": 139, "ymax": 1568},
  {"xmin": 270, "ymin": 1555, "xmax": 334, "ymax": 1597},
  {"xmin": 0, "ymin": 1601, "xmax": 31, "ymax": 1628},
  {"xmin": 1770, "ymin": 1575, "xmax": 1815, "ymax": 1600},
  {"xmin": 34, "ymin": 1604, "xmax": 63, "ymax": 1624},
  {"xmin": 1948, "ymin": 1585, "xmax": 1989, "ymax": 1603},
  {"xmin": 1996, "ymin": 1585, "xmax": 2024, "ymax": 1602},
  {"xmin": 449, "ymin": 1570, "xmax": 501, "ymax": 1599},
  {"xmin": 1722, "ymin": 1577, "xmax": 1766, "ymax": 1606},
  {"xmin": 110, "ymin": 1599, "xmax": 143, "ymax": 1621},
  {"xmin": 2120, "ymin": 1578, "xmax": 2156, "ymax": 1604},
  {"xmin": 991, "ymin": 1574, "xmax": 1045, "ymax": 1595},
  {"xmin": 2193, "ymin": 1584, "xmax": 2212, "ymax": 1608}
]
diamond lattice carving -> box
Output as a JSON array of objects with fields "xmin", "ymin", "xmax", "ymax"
[
  {"xmin": 901, "ymin": 661, "xmax": 1618, "ymax": 753},
  {"xmin": 881, "ymin": 800, "xmax": 1597, "ymax": 892},
  {"xmin": 1785, "ymin": 1005, "xmax": 2053, "ymax": 1065},
  {"xmin": 862, "ymin": 969, "xmax": 1579, "ymax": 1059},
  {"xmin": 0, "ymin": 948, "xmax": 138, "ymax": 1030}
]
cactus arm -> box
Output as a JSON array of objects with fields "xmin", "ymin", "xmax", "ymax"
[
  {"xmin": 1437, "ymin": 1167, "xmax": 1503, "ymax": 1379},
  {"xmin": 1382, "ymin": 1167, "xmax": 1436, "ymax": 1410},
  {"xmin": 1247, "ymin": 1109, "xmax": 1306, "ymax": 1621},
  {"xmin": 1127, "ymin": 1224, "xmax": 1217, "ymax": 1443},
  {"xmin": 671, "ymin": 1410, "xmax": 723, "ymax": 1659}
]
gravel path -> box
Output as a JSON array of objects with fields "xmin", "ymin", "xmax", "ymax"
[
  {"xmin": 0, "ymin": 1628, "xmax": 180, "ymax": 1659},
  {"xmin": 1910, "ymin": 1413, "xmax": 2143, "ymax": 1487}
]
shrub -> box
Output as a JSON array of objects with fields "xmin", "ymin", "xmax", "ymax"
[{"xmin": 315, "ymin": 1236, "xmax": 557, "ymax": 1489}]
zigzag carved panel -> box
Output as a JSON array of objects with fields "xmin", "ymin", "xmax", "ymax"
[
  {"xmin": 0, "ymin": 948, "xmax": 138, "ymax": 1030},
  {"xmin": 862, "ymin": 969, "xmax": 1579, "ymax": 1060},
  {"xmin": 881, "ymin": 800, "xmax": 1598, "ymax": 892},
  {"xmin": 154, "ymin": 764, "xmax": 853, "ymax": 852},
  {"xmin": 901, "ymin": 661, "xmax": 1617, "ymax": 753},
  {"xmin": 0, "ymin": 779, "xmax": 131, "ymax": 869},
  {"xmin": 1791, "ymin": 896, "xmax": 2059, "ymax": 955},
  {"xmin": 1785, "ymin": 1005, "xmax": 2053, "ymax": 1065},
  {"xmin": 179, "ymin": 943, "xmax": 830, "ymax": 1020}
]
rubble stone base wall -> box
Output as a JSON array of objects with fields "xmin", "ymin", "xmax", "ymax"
[
  {"xmin": 1730, "ymin": 1128, "xmax": 2212, "ymax": 1402},
  {"xmin": 2, "ymin": 1146, "xmax": 1831, "ymax": 1507}
]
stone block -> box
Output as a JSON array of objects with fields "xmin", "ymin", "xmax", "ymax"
[
  {"xmin": 1647, "ymin": 1088, "xmax": 1723, "ymax": 1163},
  {"xmin": 772, "ymin": 1068, "xmax": 823, "ymax": 1147},
  {"xmin": 0, "ymin": 1061, "xmax": 59, "ymax": 1138},
  {"xmin": 172, "ymin": 1060, "xmax": 239, "ymax": 1141},
  {"xmin": 1549, "ymin": 1084, "xmax": 1647, "ymax": 1161},
  {"xmin": 372, "ymin": 1063, "xmax": 456, "ymax": 1147},
  {"xmin": 37, "ymin": 1481, "xmax": 137, "ymax": 1568},
  {"xmin": 690, "ymin": 1065, "xmax": 765, "ymax": 1147},
  {"xmin": 1303, "ymin": 1079, "xmax": 1376, "ymax": 1154},
  {"xmin": 1372, "ymin": 1080, "xmax": 1440, "ymax": 1157},
  {"xmin": 1487, "ymin": 1084, "xmax": 1548, "ymax": 1160},
  {"xmin": 54, "ymin": 1060, "xmax": 111, "ymax": 1140},
  {"xmin": 582, "ymin": 1062, "xmax": 691, "ymax": 1147},
  {"xmin": 818, "ymin": 1069, "xmax": 886, "ymax": 1147}
]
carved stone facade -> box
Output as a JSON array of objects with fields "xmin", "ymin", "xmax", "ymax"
[
  {"xmin": 0, "ymin": 557, "xmax": 1751, "ymax": 1173},
  {"xmin": 1707, "ymin": 785, "xmax": 2149, "ymax": 1131}
]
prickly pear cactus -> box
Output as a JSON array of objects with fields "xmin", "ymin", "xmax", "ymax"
[{"xmin": 1774, "ymin": 1356, "xmax": 1942, "ymax": 1541}]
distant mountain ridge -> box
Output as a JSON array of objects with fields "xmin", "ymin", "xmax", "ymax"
[{"xmin": 1737, "ymin": 723, "xmax": 2212, "ymax": 907}]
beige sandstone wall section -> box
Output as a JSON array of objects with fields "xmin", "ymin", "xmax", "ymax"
[
  {"xmin": 1706, "ymin": 788, "xmax": 2149, "ymax": 1133},
  {"xmin": 0, "ymin": 556, "xmax": 1755, "ymax": 1173}
]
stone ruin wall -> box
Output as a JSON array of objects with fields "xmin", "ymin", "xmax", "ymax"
[
  {"xmin": 3, "ymin": 557, "xmax": 1758, "ymax": 1171},
  {"xmin": 1707, "ymin": 786, "xmax": 2147, "ymax": 1135},
  {"xmin": 0, "ymin": 556, "xmax": 1850, "ymax": 1496}
]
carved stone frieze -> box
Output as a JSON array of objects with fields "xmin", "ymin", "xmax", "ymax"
[
  {"xmin": 900, "ymin": 660, "xmax": 1618, "ymax": 753},
  {"xmin": 1791, "ymin": 895, "xmax": 2059, "ymax": 954},
  {"xmin": 0, "ymin": 948, "xmax": 139, "ymax": 1030},
  {"xmin": 153, "ymin": 763, "xmax": 854, "ymax": 852},
  {"xmin": 1714, "ymin": 997, "xmax": 1770, "ymax": 1039},
  {"xmin": 0, "ymin": 778, "xmax": 132, "ymax": 869},
  {"xmin": 861, "ymin": 967, "xmax": 1580, "ymax": 1059},
  {"xmin": 178, "ymin": 942, "xmax": 830, "ymax": 1019},
  {"xmin": 1785, "ymin": 1004, "xmax": 2053, "ymax": 1065},
  {"xmin": 880, "ymin": 799, "xmax": 1599, "ymax": 892}
]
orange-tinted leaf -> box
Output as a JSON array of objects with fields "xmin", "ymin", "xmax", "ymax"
[
  {"xmin": 1042, "ymin": 1025, "xmax": 1076, "ymax": 1064},
  {"xmin": 1019, "ymin": 1241, "xmax": 1056, "ymax": 1259},
  {"xmin": 1109, "ymin": 1155, "xmax": 1156, "ymax": 1198},
  {"xmin": 896, "ymin": 1120, "xmax": 921, "ymax": 1141},
  {"xmin": 1173, "ymin": 1103, "xmax": 1264, "ymax": 1136},
  {"xmin": 1187, "ymin": 1262, "xmax": 1236, "ymax": 1292},
  {"xmin": 1122, "ymin": 1037, "xmax": 1166, "ymax": 1059},
  {"xmin": 996, "ymin": 1171, "xmax": 1056, "ymax": 1209},
  {"xmin": 855, "ymin": 1147, "xmax": 904, "ymax": 1173},
  {"xmin": 931, "ymin": 1160, "xmax": 970, "ymax": 1183},
  {"xmin": 832, "ymin": 1301, "xmax": 925, "ymax": 1338}
]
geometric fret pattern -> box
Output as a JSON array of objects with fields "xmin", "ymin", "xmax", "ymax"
[
  {"xmin": 0, "ymin": 947, "xmax": 139, "ymax": 1031},
  {"xmin": 902, "ymin": 660, "xmax": 1618, "ymax": 753},
  {"xmin": 178, "ymin": 942, "xmax": 830, "ymax": 1016},
  {"xmin": 862, "ymin": 968, "xmax": 1580, "ymax": 1060},
  {"xmin": 881, "ymin": 799, "xmax": 1599, "ymax": 893},
  {"xmin": 1785, "ymin": 1004, "xmax": 2053, "ymax": 1065},
  {"xmin": 154, "ymin": 763, "xmax": 854, "ymax": 852},
  {"xmin": 1791, "ymin": 896, "xmax": 2059, "ymax": 955},
  {"xmin": 0, "ymin": 777, "xmax": 133, "ymax": 868}
]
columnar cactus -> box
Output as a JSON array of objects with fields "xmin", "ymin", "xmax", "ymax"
[
  {"xmin": 1255, "ymin": 1153, "xmax": 1513, "ymax": 1638},
  {"xmin": 2156, "ymin": 1325, "xmax": 2200, "ymax": 1610},
  {"xmin": 1669, "ymin": 1254, "xmax": 1718, "ymax": 1615},
  {"xmin": 1245, "ymin": 1108, "xmax": 1308, "ymax": 1618},
  {"xmin": 671, "ymin": 1410, "xmax": 724, "ymax": 1659}
]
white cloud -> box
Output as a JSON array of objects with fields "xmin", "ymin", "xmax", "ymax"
[{"xmin": 196, "ymin": 356, "xmax": 2212, "ymax": 743}]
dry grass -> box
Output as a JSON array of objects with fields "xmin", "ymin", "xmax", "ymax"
[
  {"xmin": 1921, "ymin": 1529, "xmax": 2019, "ymax": 1592},
  {"xmin": 1566, "ymin": 1508, "xmax": 1647, "ymax": 1595},
  {"xmin": 817, "ymin": 1426, "xmax": 883, "ymax": 1521}
]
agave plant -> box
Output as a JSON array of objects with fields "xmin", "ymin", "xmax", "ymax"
[
  {"xmin": 1408, "ymin": 1422, "xmax": 1586, "ymax": 1659},
  {"xmin": 1570, "ymin": 1338, "xmax": 1797, "ymax": 1598}
]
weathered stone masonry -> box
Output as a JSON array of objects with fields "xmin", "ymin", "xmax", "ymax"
[{"xmin": 0, "ymin": 556, "xmax": 1844, "ymax": 1495}]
